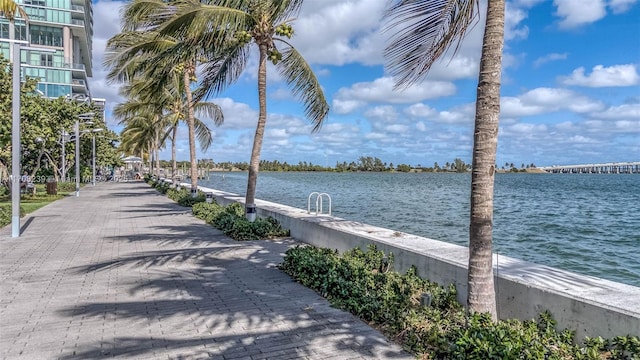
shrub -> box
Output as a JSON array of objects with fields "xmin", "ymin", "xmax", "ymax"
[
  {"xmin": 192, "ymin": 202, "xmax": 223, "ymax": 223},
  {"xmin": 154, "ymin": 181, "xmax": 170, "ymax": 194},
  {"xmin": 178, "ymin": 194, "xmax": 205, "ymax": 207},
  {"xmin": 280, "ymin": 245, "xmax": 640, "ymax": 359},
  {"xmin": 192, "ymin": 201, "xmax": 289, "ymax": 240},
  {"xmin": 56, "ymin": 182, "xmax": 76, "ymax": 192},
  {"xmin": 0, "ymin": 204, "xmax": 24, "ymax": 228}
]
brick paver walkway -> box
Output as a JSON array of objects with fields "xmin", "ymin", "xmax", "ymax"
[{"xmin": 0, "ymin": 181, "xmax": 413, "ymax": 359}]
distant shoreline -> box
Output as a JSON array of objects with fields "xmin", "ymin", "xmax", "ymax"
[{"xmin": 204, "ymin": 168, "xmax": 550, "ymax": 174}]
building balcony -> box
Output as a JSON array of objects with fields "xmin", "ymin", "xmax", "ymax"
[{"xmin": 21, "ymin": 59, "xmax": 86, "ymax": 72}]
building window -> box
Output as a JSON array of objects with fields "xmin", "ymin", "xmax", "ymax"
[
  {"xmin": 0, "ymin": 22, "xmax": 9, "ymax": 40},
  {"xmin": 30, "ymin": 25, "xmax": 63, "ymax": 47},
  {"xmin": 38, "ymin": 83, "xmax": 71, "ymax": 98},
  {"xmin": 24, "ymin": 0, "xmax": 46, "ymax": 6},
  {"xmin": 0, "ymin": 20, "xmax": 28, "ymax": 40},
  {"xmin": 24, "ymin": 7, "xmax": 46, "ymax": 21},
  {"xmin": 40, "ymin": 53, "xmax": 53, "ymax": 67}
]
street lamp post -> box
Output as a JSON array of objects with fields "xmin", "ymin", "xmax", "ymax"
[
  {"xmin": 75, "ymin": 113, "xmax": 94, "ymax": 196},
  {"xmin": 60, "ymin": 129, "xmax": 71, "ymax": 182},
  {"xmin": 61, "ymin": 132, "xmax": 65, "ymax": 182},
  {"xmin": 11, "ymin": 41, "xmax": 22, "ymax": 237},
  {"xmin": 91, "ymin": 129, "xmax": 103, "ymax": 186},
  {"xmin": 8, "ymin": 40, "xmax": 58, "ymax": 237}
]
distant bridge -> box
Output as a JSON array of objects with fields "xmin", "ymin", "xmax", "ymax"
[{"xmin": 539, "ymin": 162, "xmax": 640, "ymax": 174}]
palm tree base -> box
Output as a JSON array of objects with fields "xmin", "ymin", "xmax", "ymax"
[{"xmin": 246, "ymin": 203, "xmax": 256, "ymax": 222}]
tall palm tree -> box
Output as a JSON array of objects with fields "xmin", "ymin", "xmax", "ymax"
[
  {"xmin": 105, "ymin": 1, "xmax": 223, "ymax": 193},
  {"xmin": 159, "ymin": 0, "xmax": 329, "ymax": 218},
  {"xmin": 384, "ymin": 0, "xmax": 505, "ymax": 319},
  {"xmin": 114, "ymin": 93, "xmax": 167, "ymax": 176}
]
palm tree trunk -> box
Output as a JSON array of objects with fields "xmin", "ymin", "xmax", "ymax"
[
  {"xmin": 154, "ymin": 128, "xmax": 160, "ymax": 177},
  {"xmin": 184, "ymin": 64, "xmax": 198, "ymax": 197},
  {"xmin": 149, "ymin": 144, "xmax": 154, "ymax": 178},
  {"xmin": 245, "ymin": 44, "xmax": 268, "ymax": 221},
  {"xmin": 155, "ymin": 147, "xmax": 160, "ymax": 177},
  {"xmin": 467, "ymin": 0, "xmax": 505, "ymax": 320},
  {"xmin": 171, "ymin": 125, "xmax": 177, "ymax": 186}
]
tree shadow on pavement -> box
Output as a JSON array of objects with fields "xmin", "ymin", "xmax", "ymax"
[{"xmin": 59, "ymin": 223, "xmax": 411, "ymax": 359}]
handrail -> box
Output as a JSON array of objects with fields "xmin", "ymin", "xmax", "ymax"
[{"xmin": 307, "ymin": 192, "xmax": 331, "ymax": 216}]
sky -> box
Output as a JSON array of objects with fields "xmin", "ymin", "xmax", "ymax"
[{"xmin": 89, "ymin": 0, "xmax": 640, "ymax": 168}]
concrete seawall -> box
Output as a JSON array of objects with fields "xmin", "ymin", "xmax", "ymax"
[{"xmin": 173, "ymin": 181, "xmax": 640, "ymax": 340}]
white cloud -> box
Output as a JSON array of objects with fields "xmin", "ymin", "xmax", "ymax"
[
  {"xmin": 332, "ymin": 77, "xmax": 456, "ymax": 114},
  {"xmin": 560, "ymin": 64, "xmax": 640, "ymax": 87},
  {"xmin": 553, "ymin": 0, "xmax": 607, "ymax": 28},
  {"xmin": 214, "ymin": 98, "xmax": 258, "ymax": 129},
  {"xmin": 89, "ymin": 0, "xmax": 126, "ymax": 123},
  {"xmin": 500, "ymin": 123, "xmax": 548, "ymax": 138},
  {"xmin": 501, "ymin": 88, "xmax": 605, "ymax": 118},
  {"xmin": 404, "ymin": 103, "xmax": 438, "ymax": 118},
  {"xmin": 292, "ymin": 0, "xmax": 386, "ymax": 66},
  {"xmin": 592, "ymin": 103, "xmax": 640, "ymax": 119},
  {"xmin": 583, "ymin": 119, "xmax": 640, "ymax": 133},
  {"xmin": 567, "ymin": 135, "xmax": 599, "ymax": 144},
  {"xmin": 364, "ymin": 105, "xmax": 398, "ymax": 122},
  {"xmin": 332, "ymin": 99, "xmax": 365, "ymax": 115},
  {"xmin": 385, "ymin": 124, "xmax": 410, "ymax": 134},
  {"xmin": 505, "ymin": 3, "xmax": 530, "ymax": 40},
  {"xmin": 533, "ymin": 53, "xmax": 568, "ymax": 68},
  {"xmin": 608, "ymin": 0, "xmax": 638, "ymax": 13},
  {"xmin": 436, "ymin": 104, "xmax": 476, "ymax": 124}
]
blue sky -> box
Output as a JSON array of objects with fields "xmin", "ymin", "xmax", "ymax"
[{"xmin": 91, "ymin": 0, "xmax": 640, "ymax": 168}]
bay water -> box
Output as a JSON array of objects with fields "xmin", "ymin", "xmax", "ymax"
[{"xmin": 201, "ymin": 172, "xmax": 640, "ymax": 287}]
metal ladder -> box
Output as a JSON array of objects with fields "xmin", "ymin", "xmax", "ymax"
[{"xmin": 307, "ymin": 192, "xmax": 332, "ymax": 216}]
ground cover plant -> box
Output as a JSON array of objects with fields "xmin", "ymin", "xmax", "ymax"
[
  {"xmin": 0, "ymin": 183, "xmax": 69, "ymax": 227},
  {"xmin": 191, "ymin": 201, "xmax": 289, "ymax": 240},
  {"xmin": 280, "ymin": 245, "xmax": 640, "ymax": 359},
  {"xmin": 146, "ymin": 177, "xmax": 289, "ymax": 240}
]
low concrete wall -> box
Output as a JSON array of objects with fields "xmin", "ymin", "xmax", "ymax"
[{"xmin": 176, "ymin": 181, "xmax": 640, "ymax": 340}]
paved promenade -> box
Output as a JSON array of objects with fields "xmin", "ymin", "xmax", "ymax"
[{"xmin": 0, "ymin": 182, "xmax": 413, "ymax": 359}]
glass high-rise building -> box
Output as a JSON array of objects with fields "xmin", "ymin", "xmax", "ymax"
[{"xmin": 1, "ymin": 0, "xmax": 93, "ymax": 99}]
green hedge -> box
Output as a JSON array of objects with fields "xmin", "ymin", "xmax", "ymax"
[
  {"xmin": 0, "ymin": 204, "xmax": 24, "ymax": 228},
  {"xmin": 165, "ymin": 187, "xmax": 206, "ymax": 207},
  {"xmin": 192, "ymin": 201, "xmax": 289, "ymax": 241},
  {"xmin": 280, "ymin": 245, "xmax": 640, "ymax": 359},
  {"xmin": 146, "ymin": 179, "xmax": 289, "ymax": 241},
  {"xmin": 55, "ymin": 182, "xmax": 76, "ymax": 193}
]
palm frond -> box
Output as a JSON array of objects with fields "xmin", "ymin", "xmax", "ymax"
[
  {"xmin": 0, "ymin": 0, "xmax": 28, "ymax": 22},
  {"xmin": 194, "ymin": 102, "xmax": 224, "ymax": 127},
  {"xmin": 121, "ymin": 0, "xmax": 168, "ymax": 31},
  {"xmin": 194, "ymin": 44, "xmax": 249, "ymax": 101},
  {"xmin": 193, "ymin": 118, "xmax": 213, "ymax": 151},
  {"xmin": 383, "ymin": 0, "xmax": 480, "ymax": 89},
  {"xmin": 269, "ymin": 0, "xmax": 304, "ymax": 23},
  {"xmin": 159, "ymin": 2, "xmax": 251, "ymax": 48},
  {"xmin": 276, "ymin": 44, "xmax": 329, "ymax": 132}
]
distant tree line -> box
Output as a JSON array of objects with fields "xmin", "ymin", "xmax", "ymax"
[
  {"xmin": 160, "ymin": 157, "xmax": 538, "ymax": 174},
  {"xmin": 500, "ymin": 162, "xmax": 537, "ymax": 172},
  {"xmin": 159, "ymin": 156, "xmax": 471, "ymax": 173}
]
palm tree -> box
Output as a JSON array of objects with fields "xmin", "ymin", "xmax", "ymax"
[
  {"xmin": 159, "ymin": 0, "xmax": 329, "ymax": 218},
  {"xmin": 0, "ymin": 0, "xmax": 28, "ymax": 60},
  {"xmin": 384, "ymin": 0, "xmax": 505, "ymax": 319},
  {"xmin": 105, "ymin": 1, "xmax": 223, "ymax": 192},
  {"xmin": 114, "ymin": 92, "xmax": 167, "ymax": 175}
]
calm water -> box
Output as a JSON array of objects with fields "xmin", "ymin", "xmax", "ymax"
[{"xmin": 201, "ymin": 172, "xmax": 640, "ymax": 287}]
